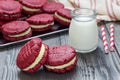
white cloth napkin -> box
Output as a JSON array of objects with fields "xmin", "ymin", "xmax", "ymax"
[{"xmin": 52, "ymin": 0, "xmax": 120, "ymax": 21}]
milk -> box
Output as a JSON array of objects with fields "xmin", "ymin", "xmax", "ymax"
[{"xmin": 68, "ymin": 17, "xmax": 98, "ymax": 53}]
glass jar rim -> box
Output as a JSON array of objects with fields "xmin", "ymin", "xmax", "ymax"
[{"xmin": 71, "ymin": 8, "xmax": 97, "ymax": 18}]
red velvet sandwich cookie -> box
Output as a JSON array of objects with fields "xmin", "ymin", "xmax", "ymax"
[
  {"xmin": 1, "ymin": 21, "xmax": 32, "ymax": 41},
  {"xmin": 43, "ymin": 2, "xmax": 64, "ymax": 14},
  {"xmin": 0, "ymin": 1, "xmax": 22, "ymax": 21},
  {"xmin": 44, "ymin": 45, "xmax": 77, "ymax": 73},
  {"xmin": 19, "ymin": 0, "xmax": 47, "ymax": 15},
  {"xmin": 54, "ymin": 8, "xmax": 71, "ymax": 26},
  {"xmin": 26, "ymin": 13, "xmax": 54, "ymax": 32},
  {"xmin": 16, "ymin": 38, "xmax": 49, "ymax": 73}
]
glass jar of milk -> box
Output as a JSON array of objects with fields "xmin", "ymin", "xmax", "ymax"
[{"xmin": 68, "ymin": 8, "xmax": 98, "ymax": 53}]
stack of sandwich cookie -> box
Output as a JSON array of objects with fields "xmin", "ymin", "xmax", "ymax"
[
  {"xmin": 26, "ymin": 13, "xmax": 54, "ymax": 32},
  {"xmin": 43, "ymin": 2, "xmax": 64, "ymax": 14},
  {"xmin": 19, "ymin": 0, "xmax": 47, "ymax": 15},
  {"xmin": 1, "ymin": 21, "xmax": 32, "ymax": 41},
  {"xmin": 54, "ymin": 8, "xmax": 71, "ymax": 26},
  {"xmin": 16, "ymin": 38, "xmax": 49, "ymax": 73},
  {"xmin": 44, "ymin": 45, "xmax": 78, "ymax": 73},
  {"xmin": 0, "ymin": 1, "xmax": 22, "ymax": 20}
]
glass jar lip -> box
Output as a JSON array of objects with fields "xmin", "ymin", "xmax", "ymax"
[{"xmin": 71, "ymin": 8, "xmax": 97, "ymax": 18}]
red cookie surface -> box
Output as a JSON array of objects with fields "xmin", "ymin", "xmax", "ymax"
[
  {"xmin": 0, "ymin": 1, "xmax": 22, "ymax": 14},
  {"xmin": 2, "ymin": 21, "xmax": 32, "ymax": 41},
  {"xmin": 26, "ymin": 14, "xmax": 54, "ymax": 32},
  {"xmin": 0, "ymin": 0, "xmax": 15, "ymax": 1},
  {"xmin": 43, "ymin": 2, "xmax": 64, "ymax": 14},
  {"xmin": 0, "ymin": 1, "xmax": 22, "ymax": 20},
  {"xmin": 56, "ymin": 8, "xmax": 71, "ymax": 19},
  {"xmin": 16, "ymin": 38, "xmax": 49, "ymax": 73},
  {"xmin": 45, "ymin": 45, "xmax": 76, "ymax": 66},
  {"xmin": 0, "ymin": 20, "xmax": 8, "ymax": 32},
  {"xmin": 19, "ymin": 0, "xmax": 47, "ymax": 8},
  {"xmin": 44, "ymin": 45, "xmax": 77, "ymax": 73},
  {"xmin": 3, "ymin": 30, "xmax": 32, "ymax": 41},
  {"xmin": 54, "ymin": 8, "xmax": 71, "ymax": 26},
  {"xmin": 2, "ymin": 21, "xmax": 30, "ymax": 35},
  {"xmin": 26, "ymin": 14, "xmax": 54, "ymax": 25}
]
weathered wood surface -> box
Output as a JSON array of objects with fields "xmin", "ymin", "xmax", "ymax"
[{"xmin": 0, "ymin": 22, "xmax": 120, "ymax": 80}]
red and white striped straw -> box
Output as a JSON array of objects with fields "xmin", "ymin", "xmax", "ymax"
[
  {"xmin": 101, "ymin": 25, "xmax": 109, "ymax": 53},
  {"xmin": 110, "ymin": 24, "xmax": 114, "ymax": 51}
]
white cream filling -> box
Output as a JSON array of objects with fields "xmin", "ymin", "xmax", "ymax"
[
  {"xmin": 22, "ymin": 5, "xmax": 40, "ymax": 12},
  {"xmin": 30, "ymin": 22, "xmax": 54, "ymax": 29},
  {"xmin": 8, "ymin": 28, "xmax": 31, "ymax": 37},
  {"xmin": 44, "ymin": 56, "xmax": 76, "ymax": 69},
  {"xmin": 23, "ymin": 44, "xmax": 45, "ymax": 71},
  {"xmin": 55, "ymin": 12, "xmax": 71, "ymax": 22}
]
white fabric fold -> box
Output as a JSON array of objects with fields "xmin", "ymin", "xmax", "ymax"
[{"xmin": 51, "ymin": 0, "xmax": 120, "ymax": 21}]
